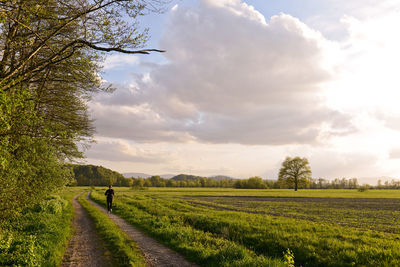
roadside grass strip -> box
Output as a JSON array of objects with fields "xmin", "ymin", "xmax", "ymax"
[
  {"xmin": 78, "ymin": 192, "xmax": 146, "ymax": 267},
  {"xmin": 90, "ymin": 190, "xmax": 285, "ymax": 267},
  {"xmin": 0, "ymin": 188, "xmax": 78, "ymax": 266}
]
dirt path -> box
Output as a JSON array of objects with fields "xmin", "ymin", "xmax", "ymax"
[
  {"xmin": 61, "ymin": 194, "xmax": 113, "ymax": 267},
  {"xmin": 87, "ymin": 193, "xmax": 198, "ymax": 267}
]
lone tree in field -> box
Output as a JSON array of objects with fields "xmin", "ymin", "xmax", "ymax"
[{"xmin": 278, "ymin": 157, "xmax": 312, "ymax": 191}]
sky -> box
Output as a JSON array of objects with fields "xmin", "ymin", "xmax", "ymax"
[{"xmin": 84, "ymin": 0, "xmax": 400, "ymax": 184}]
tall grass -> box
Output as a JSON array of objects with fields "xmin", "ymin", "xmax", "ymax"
[
  {"xmin": 0, "ymin": 187, "xmax": 79, "ymax": 266},
  {"xmin": 91, "ymin": 187, "xmax": 400, "ymax": 267},
  {"xmin": 90, "ymin": 190, "xmax": 285, "ymax": 266}
]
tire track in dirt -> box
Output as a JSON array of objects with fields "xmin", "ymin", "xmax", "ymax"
[
  {"xmin": 87, "ymin": 192, "xmax": 198, "ymax": 267},
  {"xmin": 61, "ymin": 193, "xmax": 113, "ymax": 267}
]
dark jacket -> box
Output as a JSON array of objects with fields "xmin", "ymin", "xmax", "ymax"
[{"xmin": 105, "ymin": 189, "xmax": 114, "ymax": 200}]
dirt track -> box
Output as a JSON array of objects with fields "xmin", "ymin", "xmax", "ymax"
[
  {"xmin": 61, "ymin": 194, "xmax": 112, "ymax": 267},
  {"xmin": 87, "ymin": 193, "xmax": 198, "ymax": 267}
]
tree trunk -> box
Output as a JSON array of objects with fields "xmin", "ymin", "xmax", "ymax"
[{"xmin": 294, "ymin": 176, "xmax": 298, "ymax": 191}]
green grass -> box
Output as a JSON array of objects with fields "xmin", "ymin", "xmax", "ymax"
[
  {"xmin": 119, "ymin": 187, "xmax": 400, "ymax": 199},
  {"xmin": 0, "ymin": 187, "xmax": 80, "ymax": 266},
  {"xmin": 91, "ymin": 188, "xmax": 285, "ymax": 266},
  {"xmin": 91, "ymin": 187, "xmax": 400, "ymax": 267},
  {"xmin": 77, "ymin": 192, "xmax": 146, "ymax": 267}
]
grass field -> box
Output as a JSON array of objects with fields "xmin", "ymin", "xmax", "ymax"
[{"xmin": 91, "ymin": 187, "xmax": 400, "ymax": 267}]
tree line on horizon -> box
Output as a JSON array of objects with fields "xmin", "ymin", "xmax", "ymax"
[{"xmin": 70, "ymin": 164, "xmax": 400, "ymax": 190}]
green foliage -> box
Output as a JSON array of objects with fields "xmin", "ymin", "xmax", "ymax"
[
  {"xmin": 0, "ymin": 89, "xmax": 72, "ymax": 218},
  {"xmin": 283, "ymin": 249, "xmax": 295, "ymax": 267},
  {"xmin": 0, "ymin": 189, "xmax": 75, "ymax": 266},
  {"xmin": 358, "ymin": 184, "xmax": 370, "ymax": 192},
  {"xmin": 72, "ymin": 164, "xmax": 131, "ymax": 186},
  {"xmin": 309, "ymin": 177, "xmax": 359, "ymax": 189},
  {"xmin": 78, "ymin": 193, "xmax": 146, "ymax": 266},
  {"xmin": 0, "ymin": 0, "xmax": 164, "ymax": 219},
  {"xmin": 172, "ymin": 174, "xmax": 206, "ymax": 181},
  {"xmin": 130, "ymin": 174, "xmax": 236, "ymax": 188},
  {"xmin": 234, "ymin": 176, "xmax": 267, "ymax": 189},
  {"xmin": 278, "ymin": 157, "xmax": 312, "ymax": 191}
]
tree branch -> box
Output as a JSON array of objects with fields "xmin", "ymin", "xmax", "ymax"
[{"xmin": 76, "ymin": 40, "xmax": 165, "ymax": 54}]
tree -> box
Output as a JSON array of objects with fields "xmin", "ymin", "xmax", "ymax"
[
  {"xmin": 0, "ymin": 0, "xmax": 166, "ymax": 159},
  {"xmin": 278, "ymin": 157, "xmax": 312, "ymax": 191},
  {"xmin": 0, "ymin": 0, "xmax": 166, "ymax": 91},
  {"xmin": 0, "ymin": 0, "xmax": 165, "ymax": 218},
  {"xmin": 234, "ymin": 177, "xmax": 266, "ymax": 189},
  {"xmin": 133, "ymin": 177, "xmax": 145, "ymax": 188}
]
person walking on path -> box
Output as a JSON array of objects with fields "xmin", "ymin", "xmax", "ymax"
[{"xmin": 105, "ymin": 185, "xmax": 114, "ymax": 213}]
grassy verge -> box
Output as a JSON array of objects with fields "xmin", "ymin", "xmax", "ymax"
[
  {"xmin": 0, "ymin": 187, "xmax": 80, "ymax": 266},
  {"xmin": 77, "ymin": 192, "xmax": 146, "ymax": 267},
  {"xmin": 90, "ymin": 190, "xmax": 285, "ymax": 267}
]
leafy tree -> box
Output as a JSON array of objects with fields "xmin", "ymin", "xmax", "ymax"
[
  {"xmin": 234, "ymin": 176, "xmax": 267, "ymax": 189},
  {"xmin": 0, "ymin": 88, "xmax": 72, "ymax": 218},
  {"xmin": 144, "ymin": 179, "xmax": 152, "ymax": 187},
  {"xmin": 278, "ymin": 157, "xmax": 312, "ymax": 191},
  {"xmin": 0, "ymin": 0, "xmax": 165, "ymax": 217},
  {"xmin": 166, "ymin": 179, "xmax": 177, "ymax": 187},
  {"xmin": 71, "ymin": 164, "xmax": 125, "ymax": 186},
  {"xmin": 247, "ymin": 176, "xmax": 266, "ymax": 189},
  {"xmin": 0, "ymin": 0, "xmax": 166, "ymax": 91},
  {"xmin": 132, "ymin": 177, "xmax": 145, "ymax": 188}
]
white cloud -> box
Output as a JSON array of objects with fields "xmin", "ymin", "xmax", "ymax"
[
  {"xmin": 102, "ymin": 54, "xmax": 139, "ymax": 70},
  {"xmin": 91, "ymin": 0, "xmax": 352, "ymax": 145},
  {"xmin": 389, "ymin": 148, "xmax": 400, "ymax": 159},
  {"xmin": 85, "ymin": 138, "xmax": 174, "ymax": 163},
  {"xmin": 324, "ymin": 6, "xmax": 400, "ymax": 123},
  {"xmin": 304, "ymin": 0, "xmax": 400, "ymax": 40},
  {"xmin": 87, "ymin": 0, "xmax": 400, "ymax": 179},
  {"xmin": 171, "ymin": 4, "xmax": 178, "ymax": 11},
  {"xmin": 203, "ymin": 0, "xmax": 267, "ymax": 25}
]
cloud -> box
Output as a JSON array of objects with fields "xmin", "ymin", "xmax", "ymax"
[
  {"xmin": 323, "ymin": 5, "xmax": 400, "ymax": 127},
  {"xmin": 91, "ymin": 0, "xmax": 352, "ymax": 145},
  {"xmin": 309, "ymin": 151, "xmax": 381, "ymax": 178},
  {"xmin": 84, "ymin": 0, "xmax": 400, "ymax": 180},
  {"xmin": 389, "ymin": 148, "xmax": 400, "ymax": 159},
  {"xmin": 85, "ymin": 139, "xmax": 173, "ymax": 163},
  {"xmin": 102, "ymin": 54, "xmax": 139, "ymax": 70},
  {"xmin": 304, "ymin": 0, "xmax": 400, "ymax": 40},
  {"xmin": 90, "ymin": 102, "xmax": 194, "ymax": 143}
]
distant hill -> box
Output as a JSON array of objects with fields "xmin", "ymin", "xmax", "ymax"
[
  {"xmin": 123, "ymin": 172, "xmax": 152, "ymax": 178},
  {"xmin": 72, "ymin": 164, "xmax": 131, "ymax": 186},
  {"xmin": 209, "ymin": 175, "xmax": 237, "ymax": 181},
  {"xmin": 123, "ymin": 173, "xmax": 175, "ymax": 179},
  {"xmin": 160, "ymin": 174, "xmax": 175, "ymax": 179},
  {"xmin": 171, "ymin": 174, "xmax": 236, "ymax": 181},
  {"xmin": 123, "ymin": 172, "xmax": 237, "ymax": 181},
  {"xmin": 171, "ymin": 174, "xmax": 206, "ymax": 181}
]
